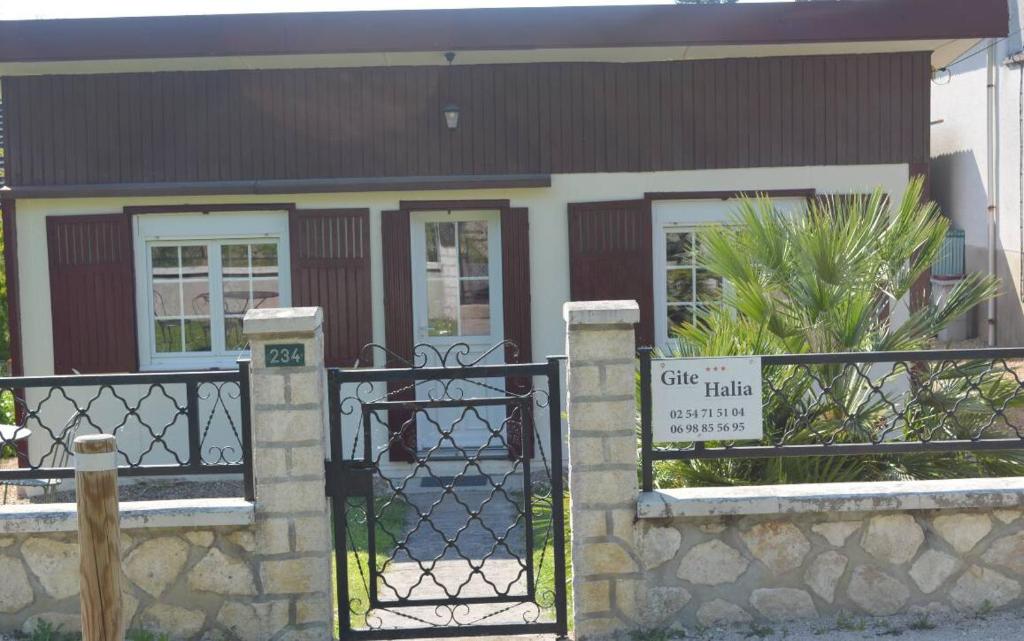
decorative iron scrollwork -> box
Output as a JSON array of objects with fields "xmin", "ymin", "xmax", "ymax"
[
  {"xmin": 329, "ymin": 341, "xmax": 568, "ymax": 637},
  {"xmin": 356, "ymin": 340, "xmax": 520, "ymax": 370},
  {"xmin": 0, "ymin": 371, "xmax": 246, "ymax": 478}
]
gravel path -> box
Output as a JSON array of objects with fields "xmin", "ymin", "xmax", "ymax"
[
  {"xmin": 338, "ymin": 609, "xmax": 1024, "ymax": 641},
  {"xmin": 659, "ymin": 609, "xmax": 1024, "ymax": 641}
]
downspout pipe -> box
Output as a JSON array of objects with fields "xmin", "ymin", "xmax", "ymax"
[{"xmin": 988, "ymin": 40, "xmax": 1000, "ymax": 347}]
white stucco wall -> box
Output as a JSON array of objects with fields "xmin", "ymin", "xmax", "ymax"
[
  {"xmin": 931, "ymin": 1, "xmax": 1024, "ymax": 344},
  {"xmin": 12, "ymin": 164, "xmax": 912, "ymax": 474},
  {"xmin": 14, "ymin": 164, "xmax": 911, "ymax": 379}
]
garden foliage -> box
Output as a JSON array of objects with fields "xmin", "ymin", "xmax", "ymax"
[{"xmin": 657, "ymin": 178, "xmax": 1023, "ymax": 486}]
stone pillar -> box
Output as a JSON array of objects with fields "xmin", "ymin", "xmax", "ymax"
[
  {"xmin": 564, "ymin": 300, "xmax": 642, "ymax": 640},
  {"xmin": 243, "ymin": 307, "xmax": 334, "ymax": 641}
]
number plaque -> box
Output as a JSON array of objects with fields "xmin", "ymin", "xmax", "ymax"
[
  {"xmin": 265, "ymin": 344, "xmax": 306, "ymax": 368},
  {"xmin": 651, "ymin": 356, "xmax": 763, "ymax": 442}
]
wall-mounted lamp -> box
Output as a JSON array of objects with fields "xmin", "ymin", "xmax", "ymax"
[
  {"xmin": 442, "ymin": 51, "xmax": 459, "ymax": 131},
  {"xmin": 442, "ymin": 103, "xmax": 460, "ymax": 130}
]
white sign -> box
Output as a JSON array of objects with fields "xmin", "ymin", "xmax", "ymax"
[{"xmin": 651, "ymin": 356, "xmax": 763, "ymax": 442}]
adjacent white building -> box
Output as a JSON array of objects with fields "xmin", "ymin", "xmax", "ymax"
[{"xmin": 932, "ymin": 1, "xmax": 1024, "ymax": 345}]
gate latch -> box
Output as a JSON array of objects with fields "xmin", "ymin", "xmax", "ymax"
[{"xmin": 324, "ymin": 462, "xmax": 374, "ymax": 497}]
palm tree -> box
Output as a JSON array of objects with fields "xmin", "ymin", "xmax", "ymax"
[{"xmin": 656, "ymin": 178, "xmax": 1024, "ymax": 487}]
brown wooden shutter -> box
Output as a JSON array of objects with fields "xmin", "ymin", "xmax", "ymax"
[
  {"xmin": 47, "ymin": 214, "xmax": 137, "ymax": 374},
  {"xmin": 568, "ymin": 199, "xmax": 654, "ymax": 346},
  {"xmin": 501, "ymin": 207, "xmax": 533, "ymax": 458},
  {"xmin": 289, "ymin": 209, "xmax": 372, "ymax": 367},
  {"xmin": 381, "ymin": 210, "xmax": 415, "ymax": 462}
]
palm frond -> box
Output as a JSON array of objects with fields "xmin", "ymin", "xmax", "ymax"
[{"xmin": 658, "ymin": 176, "xmax": 1014, "ymax": 488}]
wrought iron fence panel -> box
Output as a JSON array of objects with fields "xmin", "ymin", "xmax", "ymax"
[
  {"xmin": 0, "ymin": 363, "xmax": 253, "ymax": 499},
  {"xmin": 639, "ymin": 347, "xmax": 1024, "ymax": 491},
  {"xmin": 328, "ymin": 342, "xmax": 568, "ymax": 640}
]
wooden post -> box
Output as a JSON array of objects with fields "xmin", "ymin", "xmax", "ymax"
[{"xmin": 74, "ymin": 434, "xmax": 123, "ymax": 641}]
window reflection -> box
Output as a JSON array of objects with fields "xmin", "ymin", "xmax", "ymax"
[
  {"xmin": 424, "ymin": 221, "xmax": 491, "ymax": 337},
  {"xmin": 664, "ymin": 228, "xmax": 722, "ymax": 336},
  {"xmin": 149, "ymin": 240, "xmax": 280, "ymax": 355},
  {"xmin": 152, "ymin": 245, "xmax": 210, "ymax": 353}
]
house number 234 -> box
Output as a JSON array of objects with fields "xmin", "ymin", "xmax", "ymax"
[{"xmin": 265, "ymin": 344, "xmax": 306, "ymax": 368}]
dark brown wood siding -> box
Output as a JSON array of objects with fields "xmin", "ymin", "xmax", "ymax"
[
  {"xmin": 2, "ymin": 52, "xmax": 930, "ymax": 189},
  {"xmin": 381, "ymin": 209, "xmax": 416, "ymax": 462},
  {"xmin": 568, "ymin": 200, "xmax": 654, "ymax": 347},
  {"xmin": 47, "ymin": 214, "xmax": 137, "ymax": 374},
  {"xmin": 289, "ymin": 209, "xmax": 372, "ymax": 367}
]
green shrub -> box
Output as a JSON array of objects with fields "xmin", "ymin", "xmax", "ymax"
[
  {"xmin": 1, "ymin": 390, "xmax": 19, "ymax": 458},
  {"xmin": 656, "ymin": 178, "xmax": 1021, "ymax": 486}
]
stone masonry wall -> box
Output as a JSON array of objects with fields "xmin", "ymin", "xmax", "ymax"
[
  {"xmin": 636, "ymin": 507, "xmax": 1024, "ymax": 630},
  {"xmin": 564, "ymin": 301, "xmax": 643, "ymax": 640},
  {"xmin": 564, "ymin": 300, "xmax": 1024, "ymax": 640},
  {"xmin": 0, "ymin": 307, "xmax": 335, "ymax": 641},
  {"xmin": 243, "ymin": 307, "xmax": 334, "ymax": 641},
  {"xmin": 0, "ymin": 524, "xmax": 317, "ymax": 640}
]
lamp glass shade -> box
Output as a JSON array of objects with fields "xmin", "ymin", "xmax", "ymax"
[{"xmin": 442, "ymin": 104, "xmax": 460, "ymax": 130}]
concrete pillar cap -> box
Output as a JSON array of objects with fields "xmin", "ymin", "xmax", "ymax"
[
  {"xmin": 243, "ymin": 307, "xmax": 323, "ymax": 336},
  {"xmin": 563, "ymin": 300, "xmax": 640, "ymax": 326}
]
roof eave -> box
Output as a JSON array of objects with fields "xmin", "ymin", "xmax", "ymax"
[{"xmin": 0, "ymin": 0, "xmax": 1009, "ymax": 64}]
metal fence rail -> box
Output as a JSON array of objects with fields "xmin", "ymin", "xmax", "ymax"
[
  {"xmin": 0, "ymin": 361, "xmax": 253, "ymax": 500},
  {"xmin": 639, "ymin": 347, "xmax": 1024, "ymax": 492}
]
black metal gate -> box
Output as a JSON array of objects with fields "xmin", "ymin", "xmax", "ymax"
[{"xmin": 326, "ymin": 343, "xmax": 568, "ymax": 640}]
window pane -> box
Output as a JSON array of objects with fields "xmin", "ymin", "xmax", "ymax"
[
  {"xmin": 459, "ymin": 280, "xmax": 490, "ymax": 336},
  {"xmin": 151, "ymin": 246, "xmax": 179, "ymax": 273},
  {"xmin": 425, "ymin": 222, "xmax": 459, "ymax": 337},
  {"xmin": 181, "ymin": 246, "xmax": 209, "ymax": 276},
  {"xmin": 667, "ymin": 305, "xmax": 693, "ymax": 330},
  {"xmin": 222, "ymin": 244, "xmax": 249, "ymax": 277},
  {"xmin": 427, "ymin": 278, "xmax": 458, "ymax": 337},
  {"xmin": 459, "ymin": 221, "xmax": 489, "ymax": 277},
  {"xmin": 438, "ymin": 221, "xmax": 456, "ymax": 248},
  {"xmin": 425, "ymin": 224, "xmax": 440, "ymax": 264},
  {"xmin": 426, "ymin": 223, "xmax": 457, "ymax": 274},
  {"xmin": 251, "ymin": 244, "xmax": 278, "ymax": 273},
  {"xmin": 694, "ymin": 304, "xmax": 713, "ymax": 326},
  {"xmin": 696, "ymin": 270, "xmax": 722, "ymax": 302},
  {"xmin": 223, "ymin": 279, "xmax": 251, "ymax": 314},
  {"xmin": 666, "ymin": 232, "xmax": 692, "ymax": 266},
  {"xmin": 251, "ymin": 278, "xmax": 280, "ymax": 309},
  {"xmin": 154, "ymin": 320, "xmax": 182, "ymax": 353},
  {"xmin": 150, "ymin": 244, "xmax": 211, "ymax": 354},
  {"xmin": 224, "ymin": 318, "xmax": 246, "ymax": 351},
  {"xmin": 184, "ymin": 319, "xmax": 212, "ymax": 352},
  {"xmin": 147, "ymin": 239, "xmax": 279, "ymax": 360},
  {"xmin": 182, "ymin": 280, "xmax": 211, "ymax": 315},
  {"xmin": 666, "ymin": 269, "xmax": 694, "ymax": 303},
  {"xmin": 428, "ymin": 222, "xmax": 457, "ymax": 272},
  {"xmin": 694, "ymin": 233, "xmax": 711, "ymax": 263},
  {"xmin": 152, "ymin": 281, "xmax": 180, "ymax": 317}
]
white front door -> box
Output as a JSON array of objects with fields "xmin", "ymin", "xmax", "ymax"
[{"xmin": 410, "ymin": 210, "xmax": 505, "ymax": 454}]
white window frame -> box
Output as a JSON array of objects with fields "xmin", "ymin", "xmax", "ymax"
[
  {"xmin": 660, "ymin": 224, "xmax": 722, "ymax": 337},
  {"xmin": 652, "ymin": 197, "xmax": 805, "ymax": 346},
  {"xmin": 133, "ymin": 211, "xmax": 291, "ymax": 371},
  {"xmin": 409, "ymin": 210, "xmax": 505, "ymax": 348}
]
